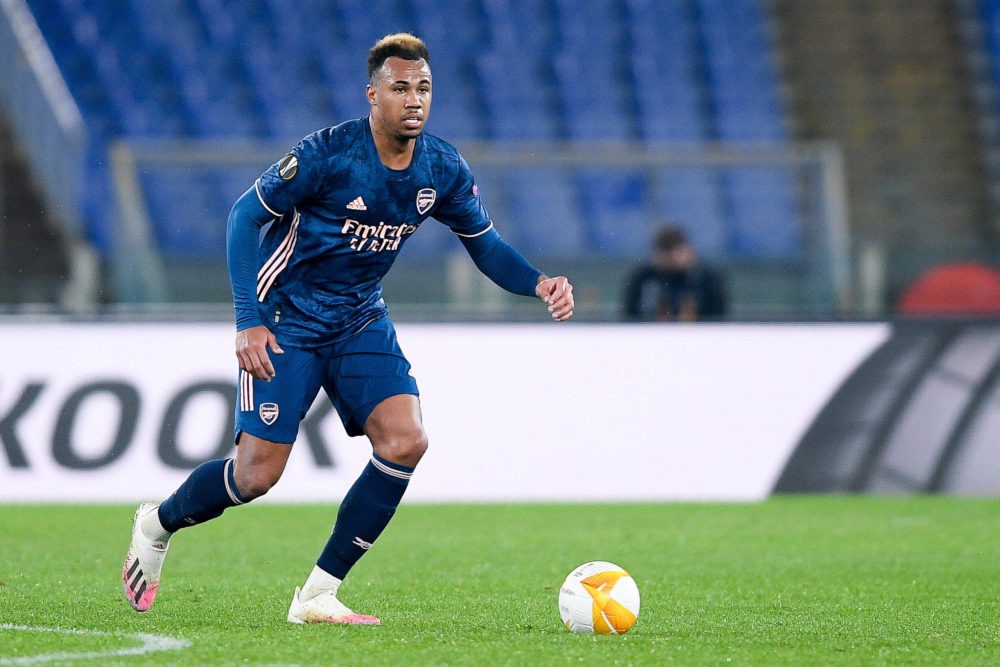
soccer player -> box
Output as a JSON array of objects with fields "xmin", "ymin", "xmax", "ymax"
[{"xmin": 122, "ymin": 33, "xmax": 574, "ymax": 625}]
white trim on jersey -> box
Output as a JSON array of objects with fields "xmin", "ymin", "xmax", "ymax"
[
  {"xmin": 255, "ymin": 180, "xmax": 283, "ymax": 218},
  {"xmin": 256, "ymin": 209, "xmax": 300, "ymax": 301},
  {"xmin": 240, "ymin": 369, "xmax": 254, "ymax": 412},
  {"xmin": 453, "ymin": 221, "xmax": 494, "ymax": 238}
]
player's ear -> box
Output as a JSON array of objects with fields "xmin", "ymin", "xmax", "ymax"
[{"xmin": 366, "ymin": 84, "xmax": 377, "ymax": 107}]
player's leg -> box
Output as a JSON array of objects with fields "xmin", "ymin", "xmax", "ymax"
[
  {"xmin": 124, "ymin": 344, "xmax": 317, "ymax": 612},
  {"xmin": 289, "ymin": 394, "xmax": 425, "ymax": 625},
  {"xmin": 289, "ymin": 316, "xmax": 423, "ymax": 625},
  {"xmin": 123, "ymin": 435, "xmax": 294, "ymax": 612},
  {"xmin": 314, "ymin": 393, "xmax": 425, "ymax": 579}
]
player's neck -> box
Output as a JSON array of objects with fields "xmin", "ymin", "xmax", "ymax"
[
  {"xmin": 375, "ymin": 142, "xmax": 415, "ymax": 170},
  {"xmin": 370, "ymin": 119, "xmax": 417, "ymax": 170}
]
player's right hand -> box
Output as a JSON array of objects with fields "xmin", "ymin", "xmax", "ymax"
[{"xmin": 235, "ymin": 325, "xmax": 284, "ymax": 381}]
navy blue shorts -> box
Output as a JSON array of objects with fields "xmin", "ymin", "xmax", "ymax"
[{"xmin": 235, "ymin": 316, "xmax": 419, "ymax": 443}]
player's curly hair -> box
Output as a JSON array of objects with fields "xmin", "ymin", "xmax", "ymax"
[{"xmin": 367, "ymin": 33, "xmax": 430, "ymax": 86}]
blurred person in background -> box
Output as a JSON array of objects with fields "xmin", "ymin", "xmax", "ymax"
[
  {"xmin": 622, "ymin": 222, "xmax": 727, "ymax": 322},
  {"xmin": 122, "ymin": 32, "xmax": 574, "ymax": 626}
]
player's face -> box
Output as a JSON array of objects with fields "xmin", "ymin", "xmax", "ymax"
[{"xmin": 367, "ymin": 57, "xmax": 432, "ymax": 142}]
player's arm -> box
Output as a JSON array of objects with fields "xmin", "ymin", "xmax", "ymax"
[
  {"xmin": 458, "ymin": 225, "xmax": 574, "ymax": 321},
  {"xmin": 227, "ymin": 186, "xmax": 284, "ymax": 380}
]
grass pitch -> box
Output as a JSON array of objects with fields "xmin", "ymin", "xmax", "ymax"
[{"xmin": 2, "ymin": 497, "xmax": 999, "ymax": 665}]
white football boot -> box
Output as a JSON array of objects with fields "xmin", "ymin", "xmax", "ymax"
[
  {"xmin": 122, "ymin": 502, "xmax": 169, "ymax": 612},
  {"xmin": 287, "ymin": 587, "xmax": 381, "ymax": 625}
]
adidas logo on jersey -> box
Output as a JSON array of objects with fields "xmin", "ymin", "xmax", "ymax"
[{"xmin": 346, "ymin": 196, "xmax": 367, "ymax": 211}]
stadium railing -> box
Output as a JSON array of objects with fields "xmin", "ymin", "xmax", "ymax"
[
  {"xmin": 0, "ymin": 0, "xmax": 92, "ymax": 307},
  {"xmin": 107, "ymin": 138, "xmax": 850, "ymax": 321}
]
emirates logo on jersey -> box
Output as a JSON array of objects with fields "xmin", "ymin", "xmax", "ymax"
[{"xmin": 416, "ymin": 188, "xmax": 436, "ymax": 215}]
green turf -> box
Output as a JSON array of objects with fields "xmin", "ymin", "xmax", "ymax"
[{"xmin": 2, "ymin": 497, "xmax": 999, "ymax": 665}]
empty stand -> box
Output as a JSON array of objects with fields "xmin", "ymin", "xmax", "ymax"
[
  {"xmin": 576, "ymin": 168, "xmax": 653, "ymax": 256},
  {"xmin": 625, "ymin": 0, "xmax": 709, "ymax": 141},
  {"xmin": 499, "ymin": 168, "xmax": 587, "ymax": 258},
  {"xmin": 650, "ymin": 167, "xmax": 728, "ymax": 261},
  {"xmin": 696, "ymin": 0, "xmax": 800, "ymax": 259},
  {"xmin": 24, "ymin": 0, "xmax": 803, "ymax": 277}
]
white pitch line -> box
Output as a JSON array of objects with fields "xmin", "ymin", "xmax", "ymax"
[{"xmin": 0, "ymin": 624, "xmax": 190, "ymax": 665}]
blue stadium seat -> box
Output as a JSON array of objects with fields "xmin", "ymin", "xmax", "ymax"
[
  {"xmin": 333, "ymin": 0, "xmax": 414, "ymax": 54},
  {"xmin": 409, "ymin": 0, "xmax": 487, "ymax": 57},
  {"xmin": 626, "ymin": 0, "xmax": 708, "ymax": 140},
  {"xmin": 23, "ymin": 0, "xmax": 805, "ymax": 265},
  {"xmin": 499, "ymin": 169, "xmax": 586, "ymax": 258},
  {"xmin": 480, "ymin": 0, "xmax": 556, "ymax": 54},
  {"xmin": 979, "ymin": 0, "xmax": 1000, "ymax": 96},
  {"xmin": 577, "ymin": 169, "xmax": 653, "ymax": 256},
  {"xmin": 696, "ymin": 0, "xmax": 789, "ymax": 142},
  {"xmin": 550, "ymin": 52, "xmax": 633, "ymax": 141},
  {"xmin": 724, "ymin": 166, "xmax": 802, "ymax": 259},
  {"xmin": 316, "ymin": 54, "xmax": 373, "ymax": 121},
  {"xmin": 141, "ymin": 172, "xmax": 229, "ymax": 258},
  {"xmin": 651, "ymin": 168, "xmax": 729, "ymax": 261},
  {"xmin": 548, "ymin": 0, "xmax": 634, "ymax": 141},
  {"xmin": 475, "ymin": 52, "xmax": 560, "ymax": 140},
  {"xmin": 552, "ymin": 0, "xmax": 626, "ymax": 51},
  {"xmin": 694, "ymin": 0, "xmax": 799, "ymax": 259},
  {"xmin": 630, "ymin": 53, "xmax": 707, "ymax": 141}
]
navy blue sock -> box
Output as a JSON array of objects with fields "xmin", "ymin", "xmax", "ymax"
[
  {"xmin": 157, "ymin": 458, "xmax": 247, "ymax": 533},
  {"xmin": 317, "ymin": 454, "xmax": 414, "ymax": 579}
]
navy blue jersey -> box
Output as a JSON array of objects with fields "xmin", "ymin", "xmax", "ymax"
[{"xmin": 244, "ymin": 116, "xmax": 494, "ymax": 345}]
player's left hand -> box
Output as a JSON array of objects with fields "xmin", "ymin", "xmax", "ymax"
[{"xmin": 536, "ymin": 275, "xmax": 574, "ymax": 322}]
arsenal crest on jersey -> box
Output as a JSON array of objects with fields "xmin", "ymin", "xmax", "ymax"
[
  {"xmin": 259, "ymin": 402, "xmax": 279, "ymax": 425},
  {"xmin": 416, "ymin": 188, "xmax": 436, "ymax": 215}
]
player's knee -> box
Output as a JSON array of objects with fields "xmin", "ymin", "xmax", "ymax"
[
  {"xmin": 375, "ymin": 426, "xmax": 428, "ymax": 468},
  {"xmin": 233, "ymin": 465, "xmax": 281, "ymax": 501}
]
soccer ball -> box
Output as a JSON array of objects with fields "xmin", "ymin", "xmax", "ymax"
[{"xmin": 558, "ymin": 561, "xmax": 640, "ymax": 634}]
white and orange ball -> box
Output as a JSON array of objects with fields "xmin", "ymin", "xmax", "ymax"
[{"xmin": 558, "ymin": 561, "xmax": 640, "ymax": 634}]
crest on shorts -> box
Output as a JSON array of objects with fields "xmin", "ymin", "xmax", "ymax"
[
  {"xmin": 259, "ymin": 402, "xmax": 279, "ymax": 425},
  {"xmin": 278, "ymin": 154, "xmax": 298, "ymax": 180},
  {"xmin": 416, "ymin": 188, "xmax": 436, "ymax": 215}
]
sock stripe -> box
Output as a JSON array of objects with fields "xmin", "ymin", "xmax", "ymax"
[
  {"xmin": 158, "ymin": 458, "xmax": 246, "ymax": 533},
  {"xmin": 370, "ymin": 455, "xmax": 414, "ymax": 481},
  {"xmin": 223, "ymin": 458, "xmax": 245, "ymax": 505}
]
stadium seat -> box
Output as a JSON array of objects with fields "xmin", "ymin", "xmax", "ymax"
[
  {"xmin": 332, "ymin": 0, "xmax": 413, "ymax": 54},
  {"xmin": 409, "ymin": 0, "xmax": 488, "ymax": 57},
  {"xmin": 499, "ymin": 169, "xmax": 587, "ymax": 258},
  {"xmin": 479, "ymin": 0, "xmax": 557, "ymax": 54},
  {"xmin": 550, "ymin": 52, "xmax": 633, "ymax": 141},
  {"xmin": 651, "ymin": 168, "xmax": 729, "ymax": 261},
  {"xmin": 724, "ymin": 166, "xmax": 802, "ymax": 259},
  {"xmin": 576, "ymin": 169, "xmax": 652, "ymax": 256},
  {"xmin": 630, "ymin": 53, "xmax": 707, "ymax": 141},
  {"xmin": 697, "ymin": 0, "xmax": 789, "ymax": 142},
  {"xmin": 979, "ymin": 0, "xmax": 1000, "ymax": 97},
  {"xmin": 475, "ymin": 52, "xmax": 560, "ymax": 140},
  {"xmin": 20, "ymin": 0, "xmax": 803, "ymax": 267},
  {"xmin": 140, "ymin": 172, "xmax": 229, "ymax": 258},
  {"xmin": 693, "ymin": 0, "xmax": 800, "ymax": 259}
]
